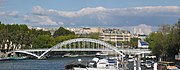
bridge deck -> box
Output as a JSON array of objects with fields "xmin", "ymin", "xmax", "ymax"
[{"xmin": 17, "ymin": 48, "xmax": 151, "ymax": 53}]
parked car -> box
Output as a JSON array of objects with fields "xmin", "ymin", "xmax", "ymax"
[
  {"xmin": 128, "ymin": 57, "xmax": 134, "ymax": 62},
  {"xmin": 157, "ymin": 61, "xmax": 178, "ymax": 70},
  {"xmin": 145, "ymin": 60, "xmax": 154, "ymax": 68},
  {"xmin": 141, "ymin": 61, "xmax": 146, "ymax": 66},
  {"xmin": 145, "ymin": 63, "xmax": 152, "ymax": 68},
  {"xmin": 176, "ymin": 64, "xmax": 180, "ymax": 69},
  {"xmin": 175, "ymin": 61, "xmax": 180, "ymax": 69}
]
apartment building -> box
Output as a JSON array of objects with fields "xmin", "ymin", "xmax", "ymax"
[
  {"xmin": 66, "ymin": 27, "xmax": 101, "ymax": 35},
  {"xmin": 99, "ymin": 28, "xmax": 131, "ymax": 42}
]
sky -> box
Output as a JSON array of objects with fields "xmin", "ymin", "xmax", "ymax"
[{"xmin": 1, "ymin": 0, "xmax": 180, "ymax": 29}]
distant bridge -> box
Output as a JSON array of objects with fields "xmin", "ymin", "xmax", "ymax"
[{"xmin": 7, "ymin": 38, "xmax": 151, "ymax": 59}]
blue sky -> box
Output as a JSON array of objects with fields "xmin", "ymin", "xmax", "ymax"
[
  {"xmin": 3, "ymin": 0, "xmax": 180, "ymax": 12},
  {"xmin": 1, "ymin": 0, "xmax": 180, "ymax": 28}
]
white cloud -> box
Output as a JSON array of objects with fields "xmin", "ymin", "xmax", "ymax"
[
  {"xmin": 134, "ymin": 6, "xmax": 180, "ymax": 12},
  {"xmin": 47, "ymin": 6, "xmax": 106, "ymax": 18},
  {"xmin": 57, "ymin": 22, "xmax": 64, "ymax": 26},
  {"xmin": 8, "ymin": 11, "xmax": 19, "ymax": 17},
  {"xmin": 1, "ymin": 5, "xmax": 179, "ymax": 27},
  {"xmin": 32, "ymin": 6, "xmax": 45, "ymax": 15},
  {"xmin": 0, "ymin": 11, "xmax": 5, "ymax": 15},
  {"xmin": 21, "ymin": 6, "xmax": 180, "ymax": 27},
  {"xmin": 24, "ymin": 15, "xmax": 58, "ymax": 26},
  {"xmin": 0, "ymin": 11, "xmax": 21, "ymax": 23},
  {"xmin": 0, "ymin": 11, "xmax": 19, "ymax": 17},
  {"xmin": 46, "ymin": 6, "xmax": 180, "ymax": 17}
]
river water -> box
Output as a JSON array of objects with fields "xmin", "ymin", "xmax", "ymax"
[{"xmin": 0, "ymin": 57, "xmax": 94, "ymax": 70}]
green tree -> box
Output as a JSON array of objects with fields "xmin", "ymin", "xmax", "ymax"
[
  {"xmin": 130, "ymin": 38, "xmax": 139, "ymax": 48},
  {"xmin": 146, "ymin": 19, "xmax": 180, "ymax": 61},
  {"xmin": 32, "ymin": 35, "xmax": 55, "ymax": 49},
  {"xmin": 79, "ymin": 33, "xmax": 99, "ymax": 39},
  {"xmin": 0, "ymin": 24, "xmax": 32, "ymax": 51},
  {"xmin": 146, "ymin": 32, "xmax": 166, "ymax": 60},
  {"xmin": 0, "ymin": 23, "xmax": 52, "ymax": 52},
  {"xmin": 53, "ymin": 27, "xmax": 75, "ymax": 37},
  {"xmin": 55, "ymin": 34, "xmax": 77, "ymax": 44},
  {"xmin": 167, "ymin": 20, "xmax": 180, "ymax": 60}
]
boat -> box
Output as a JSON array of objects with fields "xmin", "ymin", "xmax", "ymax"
[
  {"xmin": 68, "ymin": 55, "xmax": 79, "ymax": 57},
  {"xmin": 65, "ymin": 57, "xmax": 121, "ymax": 70},
  {"xmin": 63, "ymin": 53, "xmax": 79, "ymax": 57},
  {"xmin": 96, "ymin": 52, "xmax": 108, "ymax": 56}
]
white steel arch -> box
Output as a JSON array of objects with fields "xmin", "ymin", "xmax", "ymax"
[
  {"xmin": 6, "ymin": 51, "xmax": 40, "ymax": 58},
  {"xmin": 39, "ymin": 38, "xmax": 125, "ymax": 59},
  {"xmin": 15, "ymin": 51, "xmax": 40, "ymax": 58}
]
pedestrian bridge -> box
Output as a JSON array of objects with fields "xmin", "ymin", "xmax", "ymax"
[
  {"xmin": 17, "ymin": 48, "xmax": 150, "ymax": 54},
  {"xmin": 8, "ymin": 38, "xmax": 151, "ymax": 59}
]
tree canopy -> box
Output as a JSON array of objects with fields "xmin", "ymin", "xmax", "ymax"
[
  {"xmin": 0, "ymin": 24, "xmax": 78, "ymax": 51},
  {"xmin": 53, "ymin": 27, "xmax": 75, "ymax": 37},
  {"xmin": 146, "ymin": 19, "xmax": 180, "ymax": 61},
  {"xmin": 0, "ymin": 23, "xmax": 51, "ymax": 52}
]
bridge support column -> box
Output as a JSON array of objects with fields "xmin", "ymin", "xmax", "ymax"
[
  {"xmin": 87, "ymin": 42, "xmax": 90, "ymax": 49},
  {"xmin": 134, "ymin": 53, "xmax": 141, "ymax": 70},
  {"xmin": 97, "ymin": 43, "xmax": 100, "ymax": 49},
  {"xmin": 65, "ymin": 45, "xmax": 67, "ymax": 49},
  {"xmin": 73, "ymin": 42, "xmax": 77, "ymax": 48},
  {"xmin": 142, "ymin": 53, "xmax": 145, "ymax": 58},
  {"xmin": 92, "ymin": 43, "xmax": 94, "ymax": 49},
  {"xmin": 68, "ymin": 44, "xmax": 70, "ymax": 49}
]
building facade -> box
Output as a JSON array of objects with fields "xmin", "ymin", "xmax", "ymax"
[
  {"xmin": 99, "ymin": 28, "xmax": 131, "ymax": 42},
  {"xmin": 66, "ymin": 27, "xmax": 101, "ymax": 35}
]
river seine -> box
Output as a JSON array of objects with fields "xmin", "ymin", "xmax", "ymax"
[{"xmin": 0, "ymin": 57, "xmax": 94, "ymax": 70}]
